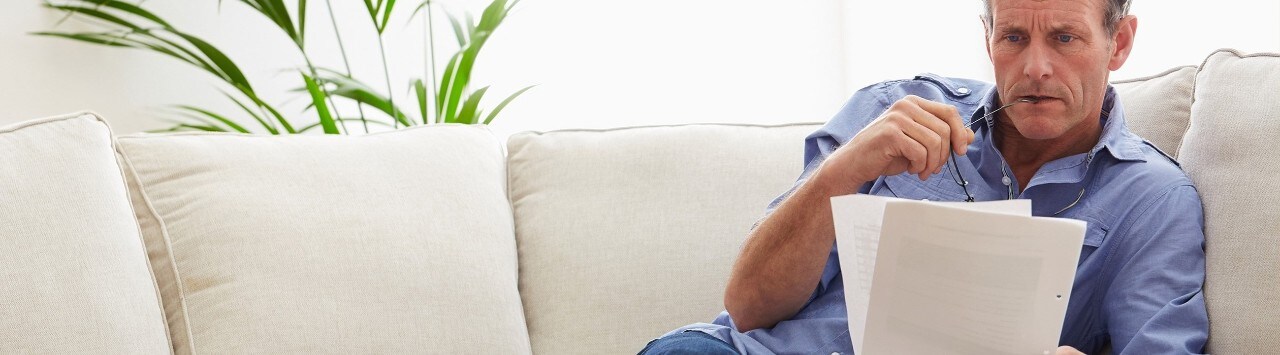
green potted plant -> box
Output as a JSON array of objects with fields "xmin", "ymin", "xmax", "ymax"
[{"xmin": 37, "ymin": 0, "xmax": 533, "ymax": 134}]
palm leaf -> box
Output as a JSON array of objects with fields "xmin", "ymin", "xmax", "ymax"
[
  {"xmin": 381, "ymin": 0, "xmax": 397, "ymax": 32},
  {"xmin": 173, "ymin": 105, "xmax": 252, "ymax": 133},
  {"xmin": 174, "ymin": 32, "xmax": 254, "ymax": 94},
  {"xmin": 482, "ymin": 85, "xmax": 534, "ymax": 124},
  {"xmin": 94, "ymin": 0, "xmax": 172, "ymax": 27},
  {"xmin": 244, "ymin": 93, "xmax": 297, "ymax": 133},
  {"xmin": 299, "ymin": 117, "xmax": 393, "ymax": 132},
  {"xmin": 312, "ymin": 68, "xmax": 413, "ymax": 126},
  {"xmin": 413, "ymin": 78, "xmax": 429, "ymax": 124},
  {"xmin": 454, "ymin": 86, "xmax": 488, "ymax": 124},
  {"xmin": 30, "ymin": 32, "xmax": 130, "ymax": 47},
  {"xmin": 222, "ymin": 91, "xmax": 279, "ymax": 134},
  {"xmin": 176, "ymin": 124, "xmax": 226, "ymax": 132},
  {"xmin": 302, "ymin": 73, "xmax": 339, "ymax": 134},
  {"xmin": 438, "ymin": 0, "xmax": 516, "ymax": 124},
  {"xmin": 445, "ymin": 11, "xmax": 466, "ymax": 46},
  {"xmin": 436, "ymin": 51, "xmax": 461, "ymax": 120},
  {"xmin": 43, "ymin": 3, "xmax": 142, "ymax": 30}
]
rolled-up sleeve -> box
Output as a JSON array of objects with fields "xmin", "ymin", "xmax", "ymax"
[{"xmin": 1105, "ymin": 184, "xmax": 1209, "ymax": 354}]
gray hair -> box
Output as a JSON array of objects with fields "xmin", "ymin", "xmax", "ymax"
[{"xmin": 981, "ymin": 0, "xmax": 1132, "ymax": 36}]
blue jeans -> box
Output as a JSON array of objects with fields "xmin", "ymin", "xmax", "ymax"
[{"xmin": 639, "ymin": 330, "xmax": 740, "ymax": 355}]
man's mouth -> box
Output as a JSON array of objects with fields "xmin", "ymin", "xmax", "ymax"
[{"xmin": 1020, "ymin": 95, "xmax": 1055, "ymax": 104}]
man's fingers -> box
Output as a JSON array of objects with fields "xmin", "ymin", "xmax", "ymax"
[
  {"xmin": 894, "ymin": 117, "xmax": 943, "ymax": 179},
  {"xmin": 907, "ymin": 95, "xmax": 964, "ymax": 125},
  {"xmin": 901, "ymin": 102, "xmax": 951, "ymax": 174},
  {"xmin": 906, "ymin": 95, "xmax": 973, "ymax": 155},
  {"xmin": 893, "ymin": 131, "xmax": 929, "ymax": 176}
]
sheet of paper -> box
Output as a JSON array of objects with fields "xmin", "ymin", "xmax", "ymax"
[
  {"xmin": 831, "ymin": 194, "xmax": 1032, "ymax": 354},
  {"xmin": 831, "ymin": 195, "xmax": 1084, "ymax": 355}
]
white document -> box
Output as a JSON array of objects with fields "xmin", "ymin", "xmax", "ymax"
[{"xmin": 830, "ymin": 194, "xmax": 1084, "ymax": 355}]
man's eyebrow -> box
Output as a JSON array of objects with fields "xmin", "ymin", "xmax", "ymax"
[
  {"xmin": 992, "ymin": 21, "xmax": 1092, "ymax": 34},
  {"xmin": 1052, "ymin": 22, "xmax": 1091, "ymax": 34},
  {"xmin": 992, "ymin": 21, "xmax": 1025, "ymax": 34}
]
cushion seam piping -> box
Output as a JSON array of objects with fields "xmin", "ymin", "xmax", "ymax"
[
  {"xmin": 98, "ymin": 113, "xmax": 178, "ymax": 354},
  {"xmin": 0, "ymin": 110, "xmax": 101, "ymax": 134},
  {"xmin": 117, "ymin": 144, "xmax": 199, "ymax": 354}
]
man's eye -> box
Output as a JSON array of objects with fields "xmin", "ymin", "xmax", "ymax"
[
  {"xmin": 1005, "ymin": 35, "xmax": 1023, "ymax": 43},
  {"xmin": 1056, "ymin": 35, "xmax": 1075, "ymax": 43}
]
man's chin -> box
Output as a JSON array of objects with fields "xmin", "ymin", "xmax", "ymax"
[{"xmin": 1011, "ymin": 119, "xmax": 1070, "ymax": 140}]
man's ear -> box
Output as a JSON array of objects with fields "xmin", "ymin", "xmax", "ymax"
[{"xmin": 1108, "ymin": 15, "xmax": 1138, "ymax": 71}]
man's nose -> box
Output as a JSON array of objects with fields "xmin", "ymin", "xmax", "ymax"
[{"xmin": 1022, "ymin": 41, "xmax": 1054, "ymax": 81}]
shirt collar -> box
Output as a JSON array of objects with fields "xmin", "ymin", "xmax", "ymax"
[{"xmin": 971, "ymin": 85, "xmax": 1147, "ymax": 163}]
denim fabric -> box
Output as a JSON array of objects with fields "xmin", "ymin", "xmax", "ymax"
[
  {"xmin": 657, "ymin": 74, "xmax": 1208, "ymax": 355},
  {"xmin": 640, "ymin": 330, "xmax": 741, "ymax": 355}
]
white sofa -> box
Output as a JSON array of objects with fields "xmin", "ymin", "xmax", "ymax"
[{"xmin": 1, "ymin": 49, "xmax": 1276, "ymax": 354}]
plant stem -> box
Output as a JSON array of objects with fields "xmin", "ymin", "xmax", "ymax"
[
  {"xmin": 376, "ymin": 34, "xmax": 400, "ymax": 128},
  {"xmin": 325, "ymin": 0, "xmax": 369, "ymax": 133},
  {"xmin": 255, "ymin": 98, "xmax": 279, "ymax": 133},
  {"xmin": 425, "ymin": 1, "xmax": 440, "ymax": 124}
]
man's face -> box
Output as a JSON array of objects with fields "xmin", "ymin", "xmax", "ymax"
[{"xmin": 986, "ymin": 0, "xmax": 1131, "ymax": 140}]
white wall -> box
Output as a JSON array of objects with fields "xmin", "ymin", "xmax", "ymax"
[
  {"xmin": 2, "ymin": 1, "xmax": 1277, "ymax": 135},
  {"xmin": 471, "ymin": 0, "xmax": 851, "ymax": 138}
]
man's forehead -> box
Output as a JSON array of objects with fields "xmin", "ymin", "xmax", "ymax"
[
  {"xmin": 989, "ymin": 0, "xmax": 1106, "ymax": 28},
  {"xmin": 989, "ymin": 0, "xmax": 1106, "ymax": 17}
]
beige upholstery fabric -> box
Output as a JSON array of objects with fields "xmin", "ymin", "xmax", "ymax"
[
  {"xmin": 117, "ymin": 125, "xmax": 531, "ymax": 354},
  {"xmin": 1179, "ymin": 49, "xmax": 1280, "ymax": 353},
  {"xmin": 1112, "ymin": 65, "xmax": 1198, "ymax": 159},
  {"xmin": 0, "ymin": 113, "xmax": 171, "ymax": 353},
  {"xmin": 508, "ymin": 123, "xmax": 820, "ymax": 354}
]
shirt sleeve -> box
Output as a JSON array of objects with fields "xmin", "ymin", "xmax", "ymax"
[{"xmin": 1105, "ymin": 184, "xmax": 1209, "ymax": 354}]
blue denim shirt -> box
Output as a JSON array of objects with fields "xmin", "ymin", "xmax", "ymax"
[{"xmin": 665, "ymin": 74, "xmax": 1209, "ymax": 354}]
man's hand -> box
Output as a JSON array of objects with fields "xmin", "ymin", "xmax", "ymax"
[
  {"xmin": 1057, "ymin": 346, "xmax": 1086, "ymax": 355},
  {"xmin": 812, "ymin": 95, "xmax": 975, "ymax": 193}
]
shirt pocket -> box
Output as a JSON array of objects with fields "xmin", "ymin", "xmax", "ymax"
[
  {"xmin": 873, "ymin": 173, "xmax": 951, "ymax": 201},
  {"xmin": 1075, "ymin": 215, "xmax": 1110, "ymax": 263}
]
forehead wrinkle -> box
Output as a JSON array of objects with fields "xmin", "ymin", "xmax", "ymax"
[
  {"xmin": 992, "ymin": 8, "xmax": 1095, "ymax": 34},
  {"xmin": 990, "ymin": 0, "xmax": 1104, "ymax": 33}
]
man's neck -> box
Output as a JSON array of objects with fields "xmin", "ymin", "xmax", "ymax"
[{"xmin": 993, "ymin": 113, "xmax": 1103, "ymax": 191}]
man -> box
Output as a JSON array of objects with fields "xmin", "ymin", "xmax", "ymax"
[{"xmin": 640, "ymin": 0, "xmax": 1208, "ymax": 354}]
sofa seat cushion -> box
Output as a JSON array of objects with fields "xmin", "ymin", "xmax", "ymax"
[
  {"xmin": 0, "ymin": 112, "xmax": 171, "ymax": 353},
  {"xmin": 118, "ymin": 125, "xmax": 530, "ymax": 353},
  {"xmin": 507, "ymin": 123, "xmax": 819, "ymax": 354},
  {"xmin": 1178, "ymin": 49, "xmax": 1280, "ymax": 353}
]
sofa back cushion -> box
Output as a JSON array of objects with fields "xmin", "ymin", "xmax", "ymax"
[
  {"xmin": 117, "ymin": 125, "xmax": 530, "ymax": 353},
  {"xmin": 0, "ymin": 113, "xmax": 171, "ymax": 353},
  {"xmin": 507, "ymin": 123, "xmax": 818, "ymax": 354},
  {"xmin": 1112, "ymin": 65, "xmax": 1198, "ymax": 159},
  {"xmin": 1178, "ymin": 49, "xmax": 1280, "ymax": 353}
]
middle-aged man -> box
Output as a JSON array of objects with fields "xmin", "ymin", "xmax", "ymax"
[{"xmin": 640, "ymin": 0, "xmax": 1208, "ymax": 354}]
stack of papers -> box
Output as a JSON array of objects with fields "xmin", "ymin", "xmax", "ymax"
[{"xmin": 830, "ymin": 194, "xmax": 1085, "ymax": 355}]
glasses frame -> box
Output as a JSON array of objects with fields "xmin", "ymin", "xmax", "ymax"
[{"xmin": 944, "ymin": 97, "xmax": 1088, "ymax": 216}]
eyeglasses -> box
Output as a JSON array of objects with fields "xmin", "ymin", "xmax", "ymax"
[
  {"xmin": 948, "ymin": 98, "xmax": 1031, "ymax": 202},
  {"xmin": 946, "ymin": 97, "xmax": 1087, "ymax": 216}
]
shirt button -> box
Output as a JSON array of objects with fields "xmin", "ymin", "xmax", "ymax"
[
  {"xmin": 1001, "ymin": 176, "xmax": 1012, "ymax": 186},
  {"xmin": 831, "ymin": 352, "xmax": 841, "ymax": 355},
  {"xmin": 957, "ymin": 87, "xmax": 971, "ymax": 95}
]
